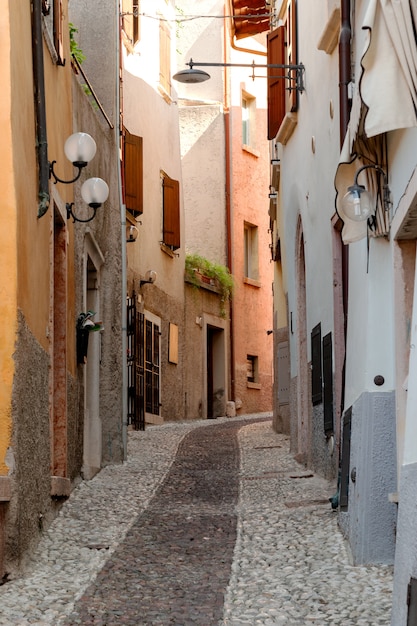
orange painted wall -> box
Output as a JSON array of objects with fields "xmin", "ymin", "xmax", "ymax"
[{"xmin": 230, "ymin": 99, "xmax": 274, "ymax": 414}]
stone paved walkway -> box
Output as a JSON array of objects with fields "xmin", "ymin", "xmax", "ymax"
[{"xmin": 0, "ymin": 415, "xmax": 393, "ymax": 625}]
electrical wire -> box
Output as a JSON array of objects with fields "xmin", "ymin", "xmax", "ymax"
[{"xmin": 121, "ymin": 12, "xmax": 272, "ymax": 22}]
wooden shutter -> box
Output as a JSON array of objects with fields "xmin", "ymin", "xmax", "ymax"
[
  {"xmin": 53, "ymin": 0, "xmax": 64, "ymax": 65},
  {"xmin": 311, "ymin": 323, "xmax": 322, "ymax": 406},
  {"xmin": 340, "ymin": 407, "xmax": 352, "ymax": 510},
  {"xmin": 323, "ymin": 332, "xmax": 334, "ymax": 434},
  {"xmin": 286, "ymin": 0, "xmax": 298, "ymax": 113},
  {"xmin": 122, "ymin": 0, "xmax": 140, "ymax": 44},
  {"xmin": 267, "ymin": 27, "xmax": 286, "ymax": 139},
  {"xmin": 163, "ymin": 175, "xmax": 180, "ymax": 250},
  {"xmin": 123, "ymin": 129, "xmax": 143, "ymax": 215},
  {"xmin": 159, "ymin": 20, "xmax": 171, "ymax": 94}
]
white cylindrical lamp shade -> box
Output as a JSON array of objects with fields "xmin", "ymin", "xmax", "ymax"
[
  {"xmin": 81, "ymin": 177, "xmax": 109, "ymax": 206},
  {"xmin": 64, "ymin": 132, "xmax": 97, "ymax": 165}
]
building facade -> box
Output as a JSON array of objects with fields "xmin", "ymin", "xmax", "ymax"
[
  {"xmin": 176, "ymin": 0, "xmax": 274, "ymax": 418},
  {"xmin": 0, "ymin": 0, "xmax": 123, "ymax": 577},
  {"xmin": 268, "ymin": 0, "xmax": 417, "ymax": 622}
]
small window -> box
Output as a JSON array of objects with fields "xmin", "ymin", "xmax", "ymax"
[
  {"xmin": 247, "ymin": 355, "xmax": 258, "ymax": 383},
  {"xmin": 242, "ymin": 93, "xmax": 256, "ymax": 148},
  {"xmin": 159, "ymin": 19, "xmax": 171, "ymax": 95},
  {"xmin": 122, "ymin": 1, "xmax": 141, "ymax": 45},
  {"xmin": 43, "ymin": 0, "xmax": 65, "ymax": 65},
  {"xmin": 244, "ymin": 222, "xmax": 259, "ymax": 280},
  {"xmin": 162, "ymin": 173, "xmax": 180, "ymax": 250}
]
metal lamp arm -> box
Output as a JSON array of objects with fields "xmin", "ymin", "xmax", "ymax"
[{"xmin": 49, "ymin": 160, "xmax": 85, "ymax": 185}]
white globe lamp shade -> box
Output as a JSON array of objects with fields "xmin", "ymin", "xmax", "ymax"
[
  {"xmin": 81, "ymin": 178, "xmax": 109, "ymax": 207},
  {"xmin": 341, "ymin": 184, "xmax": 373, "ymax": 222},
  {"xmin": 64, "ymin": 132, "xmax": 97, "ymax": 165}
]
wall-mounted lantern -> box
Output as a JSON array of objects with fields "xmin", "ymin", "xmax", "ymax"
[{"xmin": 48, "ymin": 132, "xmax": 109, "ymax": 223}]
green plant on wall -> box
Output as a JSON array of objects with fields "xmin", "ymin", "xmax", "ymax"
[
  {"xmin": 69, "ymin": 23, "xmax": 86, "ymax": 65},
  {"xmin": 185, "ymin": 253, "xmax": 234, "ymax": 317}
]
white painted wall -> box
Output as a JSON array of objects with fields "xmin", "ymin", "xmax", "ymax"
[{"xmin": 277, "ymin": 0, "xmax": 341, "ymax": 377}]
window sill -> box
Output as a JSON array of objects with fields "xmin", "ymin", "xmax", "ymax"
[
  {"xmin": 243, "ymin": 277, "xmax": 261, "ymax": 288},
  {"xmin": 160, "ymin": 242, "xmax": 179, "ymax": 257},
  {"xmin": 317, "ymin": 7, "xmax": 341, "ymax": 54},
  {"xmin": 158, "ymin": 84, "xmax": 174, "ymax": 105},
  {"xmin": 242, "ymin": 144, "xmax": 260, "ymax": 158},
  {"xmin": 276, "ymin": 113, "xmax": 298, "ymax": 146},
  {"xmin": 247, "ymin": 382, "xmax": 261, "ymax": 390}
]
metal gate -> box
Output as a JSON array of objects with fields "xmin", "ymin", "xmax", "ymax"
[{"xmin": 127, "ymin": 293, "xmax": 145, "ymax": 430}]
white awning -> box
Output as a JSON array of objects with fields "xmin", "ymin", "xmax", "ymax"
[{"xmin": 335, "ymin": 0, "xmax": 417, "ymax": 244}]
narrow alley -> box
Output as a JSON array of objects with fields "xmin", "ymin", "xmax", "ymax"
[{"xmin": 0, "ymin": 416, "xmax": 392, "ymax": 625}]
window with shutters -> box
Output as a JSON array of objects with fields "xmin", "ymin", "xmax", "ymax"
[
  {"xmin": 323, "ymin": 332, "xmax": 334, "ymax": 434},
  {"xmin": 123, "ymin": 128, "xmax": 143, "ymax": 217},
  {"xmin": 159, "ymin": 19, "xmax": 171, "ymax": 95},
  {"xmin": 162, "ymin": 172, "xmax": 180, "ymax": 250},
  {"xmin": 267, "ymin": 0, "xmax": 298, "ymax": 141},
  {"xmin": 122, "ymin": 0, "xmax": 140, "ymax": 45},
  {"xmin": 311, "ymin": 323, "xmax": 322, "ymax": 406},
  {"xmin": 43, "ymin": 0, "xmax": 65, "ymax": 65}
]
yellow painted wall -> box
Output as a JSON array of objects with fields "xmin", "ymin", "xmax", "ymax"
[
  {"xmin": 0, "ymin": 0, "xmax": 76, "ymax": 475},
  {"xmin": 11, "ymin": 1, "xmax": 74, "ymax": 355},
  {"xmin": 0, "ymin": 2, "xmax": 16, "ymax": 474}
]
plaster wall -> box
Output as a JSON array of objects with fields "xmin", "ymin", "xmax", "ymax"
[
  {"xmin": 123, "ymin": 71, "xmax": 185, "ymax": 302},
  {"xmin": 6, "ymin": 313, "xmax": 52, "ymax": 574},
  {"xmin": 72, "ymin": 77, "xmax": 124, "ymax": 465},
  {"xmin": 344, "ymin": 237, "xmax": 395, "ymax": 409},
  {"xmin": 0, "ymin": 2, "xmax": 17, "ymax": 477},
  {"xmin": 179, "ymin": 104, "xmax": 226, "ymax": 265},
  {"xmin": 277, "ymin": 0, "xmax": 341, "ymax": 379},
  {"xmin": 121, "ymin": 7, "xmax": 186, "ymax": 421},
  {"xmin": 68, "ymin": 0, "xmax": 117, "ymax": 125},
  {"xmin": 175, "ymin": 0, "xmax": 225, "ymax": 105},
  {"xmin": 342, "ymin": 391, "xmax": 397, "ymax": 565},
  {"xmin": 391, "ymin": 462, "xmax": 417, "ymax": 625}
]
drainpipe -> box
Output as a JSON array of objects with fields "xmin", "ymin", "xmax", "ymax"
[
  {"xmin": 339, "ymin": 0, "xmax": 351, "ymax": 417},
  {"xmin": 339, "ymin": 0, "xmax": 351, "ymax": 145},
  {"xmin": 32, "ymin": 0, "xmax": 50, "ymax": 217},
  {"xmin": 116, "ymin": 1, "xmax": 128, "ymax": 460},
  {"xmin": 224, "ymin": 7, "xmax": 235, "ymax": 403}
]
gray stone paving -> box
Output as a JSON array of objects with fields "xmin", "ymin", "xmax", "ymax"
[{"xmin": 0, "ymin": 414, "xmax": 393, "ymax": 625}]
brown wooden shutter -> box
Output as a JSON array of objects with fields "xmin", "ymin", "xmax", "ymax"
[
  {"xmin": 323, "ymin": 332, "xmax": 334, "ymax": 434},
  {"xmin": 53, "ymin": 0, "xmax": 64, "ymax": 65},
  {"xmin": 286, "ymin": 0, "xmax": 298, "ymax": 113},
  {"xmin": 163, "ymin": 175, "xmax": 180, "ymax": 250},
  {"xmin": 267, "ymin": 27, "xmax": 286, "ymax": 140},
  {"xmin": 124, "ymin": 129, "xmax": 143, "ymax": 215}
]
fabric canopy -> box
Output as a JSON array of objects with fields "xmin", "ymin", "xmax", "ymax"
[{"xmin": 335, "ymin": 0, "xmax": 417, "ymax": 244}]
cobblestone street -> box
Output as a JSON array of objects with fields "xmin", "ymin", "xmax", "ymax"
[{"xmin": 0, "ymin": 415, "xmax": 393, "ymax": 625}]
